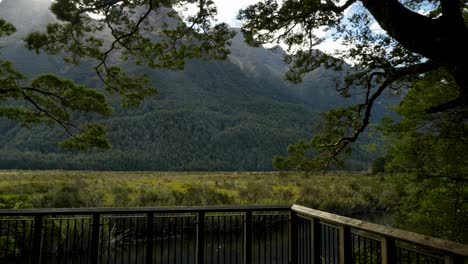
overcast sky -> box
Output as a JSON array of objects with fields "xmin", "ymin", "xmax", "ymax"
[
  {"xmin": 0, "ymin": 0, "xmax": 352, "ymax": 53},
  {"xmin": 0, "ymin": 0, "xmax": 257, "ymax": 27},
  {"xmin": 210, "ymin": 0, "xmax": 257, "ymax": 27}
]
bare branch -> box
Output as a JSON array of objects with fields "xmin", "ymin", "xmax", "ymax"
[
  {"xmin": 21, "ymin": 87, "xmax": 66, "ymax": 103},
  {"xmin": 21, "ymin": 91, "xmax": 81, "ymax": 136},
  {"xmin": 426, "ymin": 97, "xmax": 465, "ymax": 113},
  {"xmin": 392, "ymin": 60, "xmax": 440, "ymax": 77},
  {"xmin": 323, "ymin": 0, "xmax": 357, "ymax": 13}
]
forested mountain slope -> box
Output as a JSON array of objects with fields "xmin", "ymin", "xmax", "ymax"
[{"xmin": 0, "ymin": 0, "xmax": 379, "ymax": 170}]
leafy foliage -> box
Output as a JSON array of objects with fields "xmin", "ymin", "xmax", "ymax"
[
  {"xmin": 1, "ymin": 0, "xmax": 235, "ymax": 149},
  {"xmin": 237, "ymin": 1, "xmax": 467, "ymax": 241},
  {"xmin": 239, "ymin": 0, "xmax": 467, "ymax": 169},
  {"xmin": 24, "ymin": 0, "xmax": 234, "ymax": 105},
  {"xmin": 383, "ymin": 71, "xmax": 467, "ymax": 180},
  {"xmin": 391, "ymin": 174, "xmax": 468, "ymax": 243},
  {"xmin": 0, "ymin": 60, "xmax": 113, "ymax": 148},
  {"xmin": 1, "ymin": 16, "xmax": 113, "ymax": 148},
  {"xmin": 0, "ymin": 18, "xmax": 15, "ymax": 37},
  {"xmin": 380, "ymin": 70, "xmax": 468, "ymax": 242}
]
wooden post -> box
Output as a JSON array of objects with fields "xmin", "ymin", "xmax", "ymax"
[
  {"xmin": 290, "ymin": 211, "xmax": 298, "ymax": 264},
  {"xmin": 31, "ymin": 215, "xmax": 43, "ymax": 264},
  {"xmin": 311, "ymin": 217, "xmax": 321, "ymax": 264},
  {"xmin": 146, "ymin": 213, "xmax": 154, "ymax": 264},
  {"xmin": 245, "ymin": 211, "xmax": 253, "ymax": 264},
  {"xmin": 339, "ymin": 226, "xmax": 352, "ymax": 264},
  {"xmin": 197, "ymin": 212, "xmax": 205, "ymax": 264},
  {"xmin": 381, "ymin": 237, "xmax": 396, "ymax": 264},
  {"xmin": 90, "ymin": 213, "xmax": 101, "ymax": 264}
]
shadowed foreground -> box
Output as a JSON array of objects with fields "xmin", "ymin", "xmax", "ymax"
[{"xmin": 1, "ymin": 205, "xmax": 467, "ymax": 264}]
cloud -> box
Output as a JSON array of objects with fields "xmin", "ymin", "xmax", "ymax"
[{"xmin": 212, "ymin": 0, "xmax": 258, "ymax": 27}]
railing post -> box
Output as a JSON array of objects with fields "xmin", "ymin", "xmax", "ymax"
[
  {"xmin": 381, "ymin": 237, "xmax": 396, "ymax": 264},
  {"xmin": 90, "ymin": 213, "xmax": 101, "ymax": 264},
  {"xmin": 197, "ymin": 211, "xmax": 205, "ymax": 264},
  {"xmin": 290, "ymin": 211, "xmax": 298, "ymax": 264},
  {"xmin": 31, "ymin": 215, "xmax": 43, "ymax": 264},
  {"xmin": 245, "ymin": 211, "xmax": 253, "ymax": 264},
  {"xmin": 146, "ymin": 213, "xmax": 154, "ymax": 264},
  {"xmin": 339, "ymin": 226, "xmax": 352, "ymax": 264},
  {"xmin": 311, "ymin": 217, "xmax": 321, "ymax": 264}
]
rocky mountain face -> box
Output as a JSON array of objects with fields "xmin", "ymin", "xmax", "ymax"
[{"xmin": 0, "ymin": 0, "xmax": 376, "ymax": 170}]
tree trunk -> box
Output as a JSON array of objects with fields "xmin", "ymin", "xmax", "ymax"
[{"xmin": 362, "ymin": 0, "xmax": 468, "ymax": 104}]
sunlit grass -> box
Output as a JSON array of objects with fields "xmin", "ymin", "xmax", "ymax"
[{"xmin": 0, "ymin": 170, "xmax": 400, "ymax": 216}]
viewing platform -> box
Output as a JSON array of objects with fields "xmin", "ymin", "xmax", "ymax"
[{"xmin": 1, "ymin": 205, "xmax": 467, "ymax": 264}]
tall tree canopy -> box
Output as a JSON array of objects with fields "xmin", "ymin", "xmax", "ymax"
[
  {"xmin": 238, "ymin": 0, "xmax": 467, "ymax": 169},
  {"xmin": 239, "ymin": 0, "xmax": 467, "ymax": 239},
  {"xmin": 0, "ymin": 0, "xmax": 466, "ymax": 166}
]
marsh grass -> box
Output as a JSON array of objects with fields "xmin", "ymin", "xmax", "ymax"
[{"xmin": 0, "ymin": 171, "xmax": 400, "ymax": 216}]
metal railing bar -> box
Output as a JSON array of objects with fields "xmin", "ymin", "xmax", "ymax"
[
  {"xmin": 12, "ymin": 220, "xmax": 18, "ymax": 256},
  {"xmin": 5, "ymin": 220, "xmax": 11, "ymax": 256},
  {"xmin": 210, "ymin": 215, "xmax": 213, "ymax": 264},
  {"xmin": 65, "ymin": 218, "xmax": 70, "ymax": 261},
  {"xmin": 223, "ymin": 215, "xmax": 227, "ymax": 264},
  {"xmin": 351, "ymin": 229, "xmax": 382, "ymax": 242},
  {"xmin": 397, "ymin": 244, "xmax": 444, "ymax": 260},
  {"xmin": 159, "ymin": 216, "xmax": 163, "ymax": 263},
  {"xmin": 228, "ymin": 215, "xmax": 231, "ymax": 264},
  {"xmin": 179, "ymin": 217, "xmax": 183, "ymax": 264},
  {"xmin": 21, "ymin": 220, "xmax": 27, "ymax": 257}
]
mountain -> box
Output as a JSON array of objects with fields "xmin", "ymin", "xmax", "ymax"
[{"xmin": 0, "ymin": 0, "xmax": 377, "ymax": 171}]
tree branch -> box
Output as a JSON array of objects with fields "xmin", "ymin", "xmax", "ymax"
[
  {"xmin": 95, "ymin": 1, "xmax": 154, "ymax": 90},
  {"xmin": 426, "ymin": 97, "xmax": 465, "ymax": 113},
  {"xmin": 21, "ymin": 87, "xmax": 66, "ymax": 103},
  {"xmin": 318, "ymin": 61, "xmax": 440, "ymax": 167},
  {"xmin": 21, "ymin": 91, "xmax": 80, "ymax": 136},
  {"xmin": 440, "ymin": 0, "xmax": 465, "ymax": 24},
  {"xmin": 323, "ymin": 0, "xmax": 357, "ymax": 13},
  {"xmin": 0, "ymin": 88, "xmax": 18, "ymax": 94},
  {"xmin": 392, "ymin": 60, "xmax": 439, "ymax": 77},
  {"xmin": 362, "ymin": 0, "xmax": 468, "ymax": 67}
]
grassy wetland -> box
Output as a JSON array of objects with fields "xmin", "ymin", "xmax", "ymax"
[
  {"xmin": 0, "ymin": 170, "xmax": 400, "ymax": 217},
  {"xmin": 2, "ymin": 170, "xmax": 467, "ymax": 243}
]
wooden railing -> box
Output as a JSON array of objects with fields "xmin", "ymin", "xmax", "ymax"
[
  {"xmin": 291, "ymin": 205, "xmax": 468, "ymax": 264},
  {"xmin": 0, "ymin": 204, "xmax": 467, "ymax": 264}
]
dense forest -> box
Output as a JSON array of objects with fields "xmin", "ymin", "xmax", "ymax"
[{"xmin": 0, "ymin": 0, "xmax": 387, "ymax": 170}]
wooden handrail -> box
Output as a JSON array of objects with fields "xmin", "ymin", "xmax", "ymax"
[
  {"xmin": 0, "ymin": 205, "xmax": 291, "ymax": 216},
  {"xmin": 291, "ymin": 204, "xmax": 468, "ymax": 258}
]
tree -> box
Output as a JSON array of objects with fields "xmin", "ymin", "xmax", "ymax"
[
  {"xmin": 1, "ymin": 0, "xmax": 234, "ymax": 149},
  {"xmin": 378, "ymin": 70, "xmax": 468, "ymax": 242},
  {"xmin": 238, "ymin": 0, "xmax": 467, "ymax": 240},
  {"xmin": 237, "ymin": 0, "xmax": 467, "ymax": 169},
  {"xmin": 1, "ymin": 18, "xmax": 110, "ymax": 149}
]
